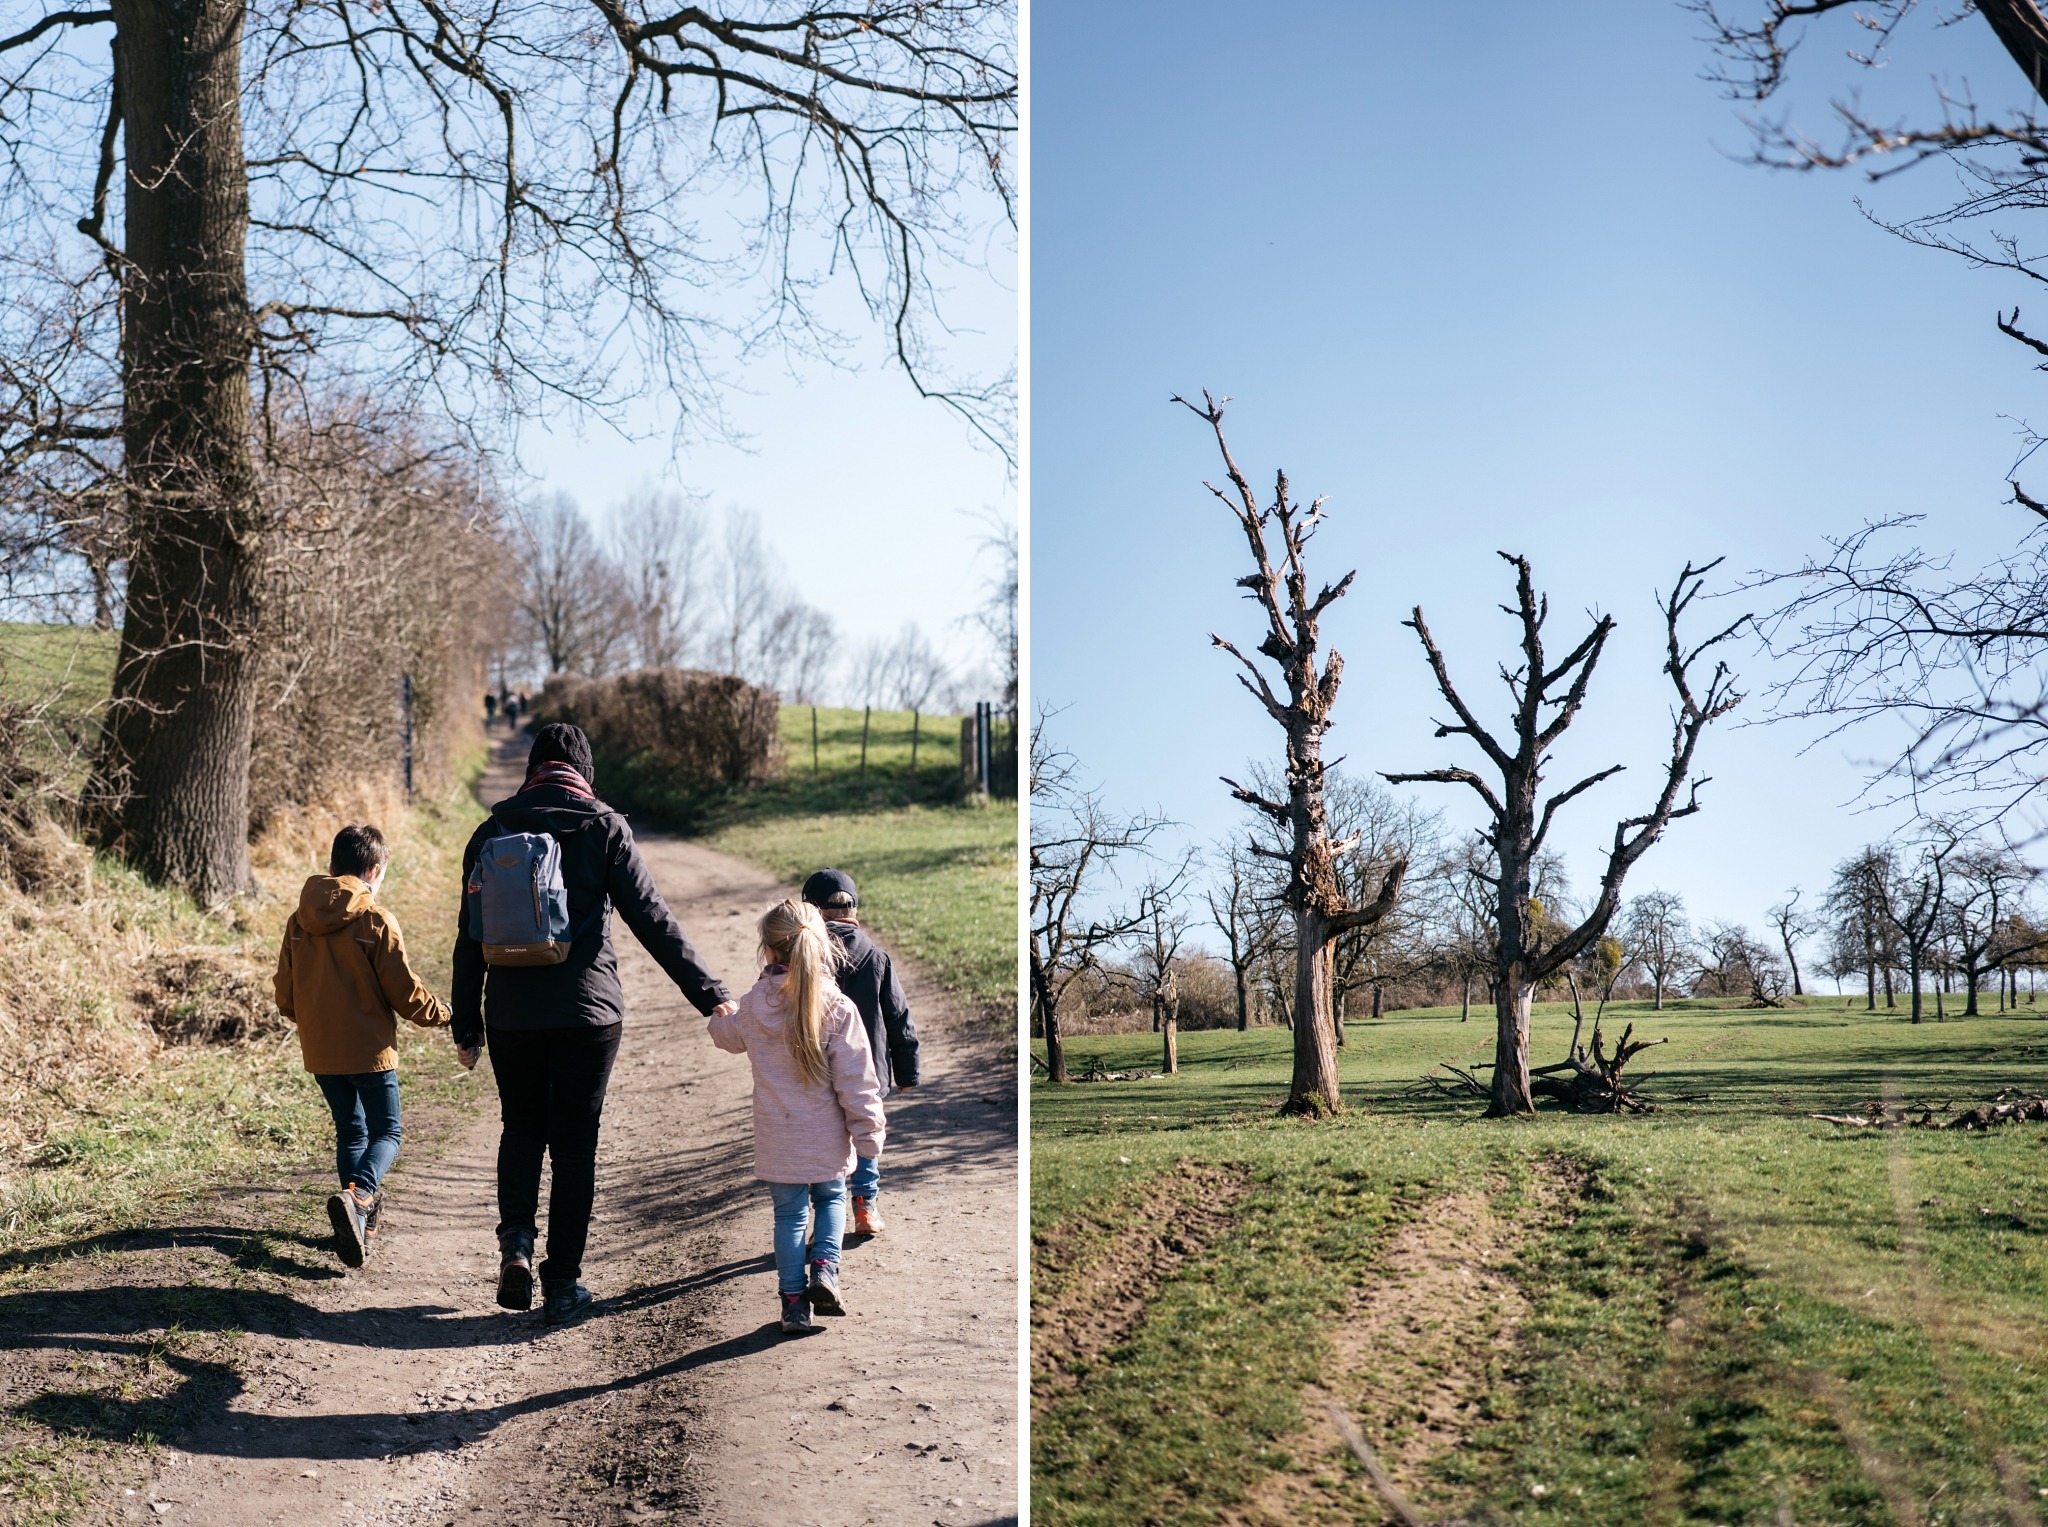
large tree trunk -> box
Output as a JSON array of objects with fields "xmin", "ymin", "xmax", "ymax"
[
  {"xmin": 1161, "ymin": 1012, "xmax": 1178, "ymax": 1075},
  {"xmin": 1234, "ymin": 962, "xmax": 1249, "ymax": 1031},
  {"xmin": 92, "ymin": 0, "xmax": 261, "ymax": 904},
  {"xmin": 1283, "ymin": 909, "xmax": 1341, "ymax": 1117},
  {"xmin": 1487, "ymin": 969, "xmax": 1536, "ymax": 1117},
  {"xmin": 1909, "ymin": 958, "xmax": 1923, "ymax": 1023},
  {"xmin": 1460, "ymin": 973, "xmax": 1471, "ymax": 1022},
  {"xmin": 1653, "ymin": 969, "xmax": 1663, "ymax": 1010}
]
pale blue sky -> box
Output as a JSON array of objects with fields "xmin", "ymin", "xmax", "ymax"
[
  {"xmin": 1031, "ymin": 0, "xmax": 2045, "ymax": 957},
  {"xmin": 517, "ymin": 220, "xmax": 1015, "ymax": 689}
]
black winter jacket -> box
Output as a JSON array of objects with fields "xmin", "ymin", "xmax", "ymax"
[
  {"xmin": 451, "ymin": 783, "xmax": 730, "ymax": 1046},
  {"xmin": 825, "ymin": 919, "xmax": 919, "ymax": 1095}
]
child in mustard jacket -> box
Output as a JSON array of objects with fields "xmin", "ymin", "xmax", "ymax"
[{"xmin": 275, "ymin": 824, "xmax": 452, "ymax": 1267}]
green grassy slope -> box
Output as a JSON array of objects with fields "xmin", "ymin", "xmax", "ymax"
[
  {"xmin": 1031, "ymin": 998, "xmax": 2048, "ymax": 1525},
  {"xmin": 632, "ymin": 704, "xmax": 1018, "ymax": 1019},
  {"xmin": 0, "ymin": 623, "xmax": 118, "ymax": 711}
]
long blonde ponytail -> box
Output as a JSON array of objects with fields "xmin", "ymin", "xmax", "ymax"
[{"xmin": 759, "ymin": 897, "xmax": 833, "ymax": 1087}]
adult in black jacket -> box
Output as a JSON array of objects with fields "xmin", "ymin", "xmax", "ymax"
[
  {"xmin": 801, "ymin": 869, "xmax": 917, "ymax": 1235},
  {"xmin": 453, "ymin": 724, "xmax": 733, "ymax": 1324}
]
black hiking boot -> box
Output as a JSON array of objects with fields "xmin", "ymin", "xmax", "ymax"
[
  {"xmin": 779, "ymin": 1291, "xmax": 814, "ymax": 1336},
  {"xmin": 496, "ymin": 1229, "xmax": 536, "ymax": 1311},
  {"xmin": 541, "ymin": 1278, "xmax": 594, "ymax": 1327},
  {"xmin": 806, "ymin": 1258, "xmax": 845, "ymax": 1316},
  {"xmin": 327, "ymin": 1188, "xmax": 368, "ymax": 1269}
]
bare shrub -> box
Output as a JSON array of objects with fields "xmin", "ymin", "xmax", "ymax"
[
  {"xmin": 246, "ymin": 407, "xmax": 515, "ymax": 833},
  {"xmin": 540, "ymin": 668, "xmax": 780, "ymax": 794}
]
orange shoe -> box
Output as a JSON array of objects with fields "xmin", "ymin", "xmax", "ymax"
[{"xmin": 850, "ymin": 1196, "xmax": 885, "ymax": 1236}]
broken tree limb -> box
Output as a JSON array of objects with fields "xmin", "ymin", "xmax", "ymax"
[{"xmin": 1326, "ymin": 1401, "xmax": 1443, "ymax": 1527}]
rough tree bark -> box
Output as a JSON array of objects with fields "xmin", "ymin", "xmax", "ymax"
[
  {"xmin": 94, "ymin": 0, "xmax": 263, "ymax": 901},
  {"xmin": 1388, "ymin": 556, "xmax": 1741, "ymax": 1117},
  {"xmin": 1178, "ymin": 391, "xmax": 1405, "ymax": 1118}
]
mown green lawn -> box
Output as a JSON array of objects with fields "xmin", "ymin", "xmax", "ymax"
[{"xmin": 1032, "ymin": 998, "xmax": 2048, "ymax": 1526}]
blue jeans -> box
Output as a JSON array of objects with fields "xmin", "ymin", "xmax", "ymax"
[
  {"xmin": 766, "ymin": 1180, "xmax": 845, "ymax": 1295},
  {"xmin": 850, "ymin": 1156, "xmax": 880, "ymax": 1201},
  {"xmin": 315, "ymin": 1071, "xmax": 403, "ymax": 1195}
]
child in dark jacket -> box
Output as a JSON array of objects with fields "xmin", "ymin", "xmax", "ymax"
[
  {"xmin": 800, "ymin": 868, "xmax": 917, "ymax": 1235},
  {"xmin": 274, "ymin": 824, "xmax": 452, "ymax": 1268}
]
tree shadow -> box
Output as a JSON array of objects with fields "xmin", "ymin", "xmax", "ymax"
[
  {"xmin": 0, "ymin": 1224, "xmax": 345, "ymax": 1283},
  {"xmin": 2, "ymin": 1269, "xmax": 788, "ymax": 1460}
]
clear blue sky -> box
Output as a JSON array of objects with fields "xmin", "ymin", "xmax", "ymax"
[{"xmin": 1031, "ymin": 0, "xmax": 2045, "ymax": 961}]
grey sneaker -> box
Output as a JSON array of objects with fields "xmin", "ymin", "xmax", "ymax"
[
  {"xmin": 779, "ymin": 1291, "xmax": 813, "ymax": 1335},
  {"xmin": 807, "ymin": 1259, "xmax": 844, "ymax": 1316},
  {"xmin": 327, "ymin": 1189, "xmax": 367, "ymax": 1269}
]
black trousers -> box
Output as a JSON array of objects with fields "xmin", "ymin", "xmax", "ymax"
[{"xmin": 487, "ymin": 1023, "xmax": 622, "ymax": 1285}]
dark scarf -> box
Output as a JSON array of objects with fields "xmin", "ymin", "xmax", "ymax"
[{"xmin": 522, "ymin": 761, "xmax": 595, "ymax": 799}]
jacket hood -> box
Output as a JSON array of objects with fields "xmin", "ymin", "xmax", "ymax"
[{"xmin": 297, "ymin": 874, "xmax": 376, "ymax": 935}]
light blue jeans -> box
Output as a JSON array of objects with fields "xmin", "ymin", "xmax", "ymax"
[
  {"xmin": 850, "ymin": 1156, "xmax": 880, "ymax": 1201},
  {"xmin": 767, "ymin": 1179, "xmax": 845, "ymax": 1294}
]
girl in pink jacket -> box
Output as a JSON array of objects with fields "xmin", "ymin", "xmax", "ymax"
[{"xmin": 709, "ymin": 897, "xmax": 886, "ymax": 1335}]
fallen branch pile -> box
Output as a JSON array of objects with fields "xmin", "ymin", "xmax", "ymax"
[
  {"xmin": 1810, "ymin": 1091, "xmax": 2048, "ymax": 1131},
  {"xmin": 1411, "ymin": 1017, "xmax": 1667, "ymax": 1114},
  {"xmin": 1075, "ymin": 1061, "xmax": 1157, "ymax": 1083}
]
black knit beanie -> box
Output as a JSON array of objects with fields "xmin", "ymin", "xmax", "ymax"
[{"xmin": 527, "ymin": 722, "xmax": 595, "ymax": 784}]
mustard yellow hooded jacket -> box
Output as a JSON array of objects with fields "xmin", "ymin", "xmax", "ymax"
[{"xmin": 274, "ymin": 875, "xmax": 449, "ymax": 1074}]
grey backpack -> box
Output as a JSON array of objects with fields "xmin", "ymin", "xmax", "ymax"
[{"xmin": 465, "ymin": 819, "xmax": 602, "ymax": 966}]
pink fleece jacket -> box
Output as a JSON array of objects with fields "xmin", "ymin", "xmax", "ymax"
[{"xmin": 709, "ymin": 969, "xmax": 887, "ymax": 1184}]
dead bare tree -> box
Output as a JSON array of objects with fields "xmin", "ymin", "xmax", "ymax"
[
  {"xmin": 1176, "ymin": 391, "xmax": 1405, "ymax": 1118},
  {"xmin": 1886, "ymin": 827, "xmax": 1964, "ymax": 1023},
  {"xmin": 1623, "ymin": 889, "xmax": 1692, "ymax": 1011},
  {"xmin": 609, "ymin": 489, "xmax": 712, "ymax": 672},
  {"xmin": 1386, "ymin": 555, "xmax": 1742, "ymax": 1117},
  {"xmin": 1766, "ymin": 888, "xmax": 1820, "ymax": 998},
  {"xmin": 1206, "ymin": 839, "xmax": 1269, "ymax": 1033},
  {"xmin": 1827, "ymin": 846, "xmax": 1903, "ymax": 1011},
  {"xmin": 517, "ymin": 494, "xmax": 635, "ymax": 679},
  {"xmin": 1, "ymin": 1, "xmax": 1015, "ymax": 903},
  {"xmin": 1943, "ymin": 844, "xmax": 2040, "ymax": 1015},
  {"xmin": 1029, "ymin": 713, "xmax": 1168, "ymax": 1084},
  {"xmin": 1134, "ymin": 859, "xmax": 1197, "ymax": 1076}
]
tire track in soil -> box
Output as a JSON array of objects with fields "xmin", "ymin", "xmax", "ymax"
[
  {"xmin": 1224, "ymin": 1161, "xmax": 1586, "ymax": 1527},
  {"xmin": 0, "ymin": 735, "xmax": 1018, "ymax": 1527},
  {"xmin": 1029, "ymin": 1161, "xmax": 1251, "ymax": 1414}
]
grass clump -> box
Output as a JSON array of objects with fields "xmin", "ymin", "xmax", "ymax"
[{"xmin": 1031, "ymin": 999, "xmax": 2048, "ymax": 1525}]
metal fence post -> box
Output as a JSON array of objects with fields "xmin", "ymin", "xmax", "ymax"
[
  {"xmin": 400, "ymin": 672, "xmax": 415, "ymax": 800},
  {"xmin": 975, "ymin": 700, "xmax": 991, "ymax": 795}
]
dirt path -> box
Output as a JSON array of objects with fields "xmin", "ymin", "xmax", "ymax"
[{"xmin": 1, "ymin": 737, "xmax": 1018, "ymax": 1527}]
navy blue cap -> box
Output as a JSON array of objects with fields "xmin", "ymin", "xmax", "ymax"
[{"xmin": 801, "ymin": 868, "xmax": 858, "ymax": 909}]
